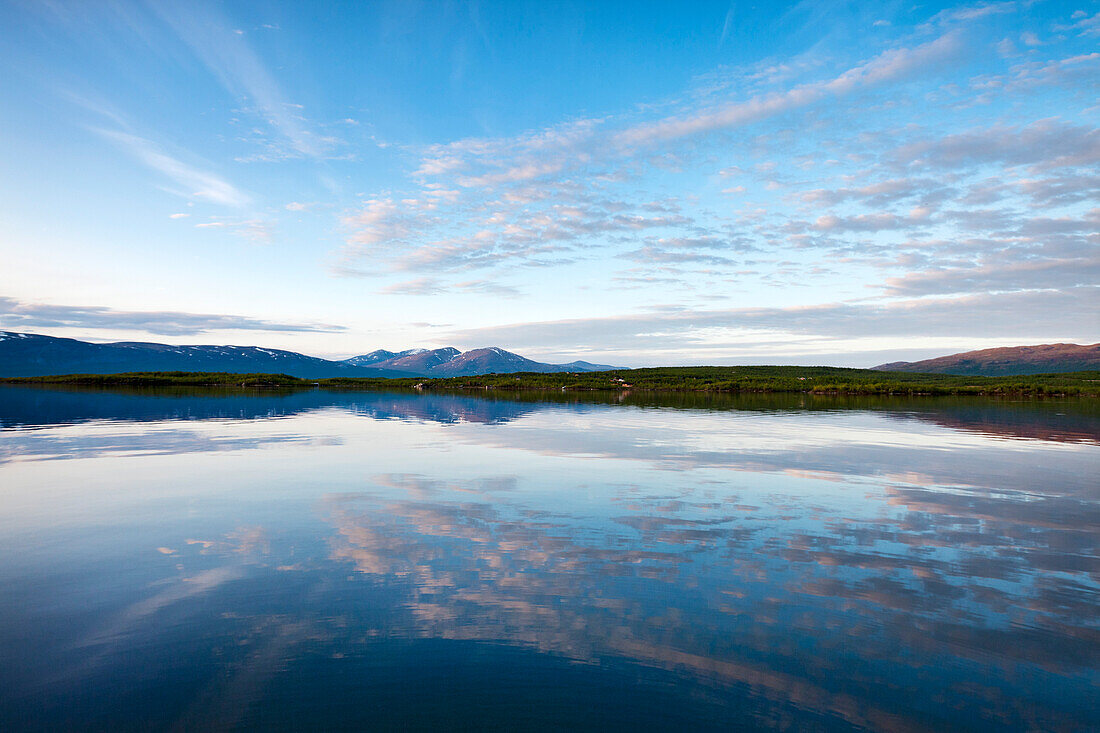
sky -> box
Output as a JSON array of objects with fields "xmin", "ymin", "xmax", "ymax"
[{"xmin": 0, "ymin": 0, "xmax": 1097, "ymax": 367}]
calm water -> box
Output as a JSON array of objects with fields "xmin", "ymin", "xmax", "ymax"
[{"xmin": 1, "ymin": 386, "xmax": 1097, "ymax": 732}]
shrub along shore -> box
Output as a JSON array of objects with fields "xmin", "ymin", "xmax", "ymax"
[{"xmin": 3, "ymin": 367, "xmax": 1098, "ymax": 396}]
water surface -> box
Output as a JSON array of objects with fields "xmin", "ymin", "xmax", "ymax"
[{"xmin": 1, "ymin": 386, "xmax": 1097, "ymax": 731}]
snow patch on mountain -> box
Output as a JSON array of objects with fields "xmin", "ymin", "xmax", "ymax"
[{"xmin": 342, "ymin": 346, "xmax": 622, "ymax": 377}]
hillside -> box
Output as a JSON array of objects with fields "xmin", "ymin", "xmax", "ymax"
[
  {"xmin": 0, "ymin": 331, "xmax": 620, "ymax": 378},
  {"xmin": 874, "ymin": 343, "xmax": 1100, "ymax": 376},
  {"xmin": 0, "ymin": 332, "xmax": 409, "ymax": 379}
]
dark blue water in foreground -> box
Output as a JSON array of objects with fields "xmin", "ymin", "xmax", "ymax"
[{"xmin": 1, "ymin": 386, "xmax": 1097, "ymax": 731}]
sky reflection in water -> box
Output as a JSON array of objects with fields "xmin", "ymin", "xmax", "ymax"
[{"xmin": 0, "ymin": 387, "xmax": 1097, "ymax": 731}]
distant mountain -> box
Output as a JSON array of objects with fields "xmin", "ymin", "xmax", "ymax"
[
  {"xmin": 343, "ymin": 349, "xmax": 401, "ymax": 366},
  {"xmin": 874, "ymin": 343, "xmax": 1100, "ymax": 376},
  {"xmin": 0, "ymin": 332, "xmax": 407, "ymax": 379},
  {"xmin": 558, "ymin": 360, "xmax": 614, "ymax": 371},
  {"xmin": 0, "ymin": 331, "xmax": 623, "ymax": 379},
  {"xmin": 343, "ymin": 345, "xmax": 620, "ymax": 377},
  {"xmin": 430, "ymin": 347, "xmax": 542, "ymax": 376},
  {"xmin": 373, "ymin": 347, "xmax": 463, "ymax": 373},
  {"xmin": 342, "ymin": 347, "xmax": 459, "ymax": 367}
]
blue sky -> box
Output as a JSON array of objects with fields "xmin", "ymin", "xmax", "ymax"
[{"xmin": 1, "ymin": 0, "xmax": 1097, "ymax": 366}]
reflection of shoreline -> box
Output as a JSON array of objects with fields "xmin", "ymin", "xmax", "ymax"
[
  {"xmin": 3, "ymin": 384, "xmax": 1098, "ymax": 445},
  {"xmin": 887, "ymin": 409, "xmax": 1100, "ymax": 444},
  {"xmin": 0, "ymin": 386, "xmax": 543, "ymax": 429}
]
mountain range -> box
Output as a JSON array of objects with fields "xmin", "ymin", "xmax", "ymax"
[
  {"xmin": 0, "ymin": 332, "xmax": 620, "ymax": 378},
  {"xmin": 344, "ymin": 346, "xmax": 614, "ymax": 376},
  {"xmin": 874, "ymin": 343, "xmax": 1100, "ymax": 376},
  {"xmin": 3, "ymin": 331, "xmax": 1095, "ymax": 379}
]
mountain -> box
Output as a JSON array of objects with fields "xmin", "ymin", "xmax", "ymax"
[
  {"xmin": 374, "ymin": 347, "xmax": 463, "ymax": 373},
  {"xmin": 558, "ymin": 360, "xmax": 614, "ymax": 371},
  {"xmin": 342, "ymin": 348, "xmax": 453, "ymax": 367},
  {"xmin": 343, "ymin": 349, "xmax": 400, "ymax": 366},
  {"xmin": 873, "ymin": 343, "xmax": 1100, "ymax": 376},
  {"xmin": 0, "ymin": 332, "xmax": 623, "ymax": 378},
  {"xmin": 429, "ymin": 347, "xmax": 540, "ymax": 376},
  {"xmin": 343, "ymin": 345, "xmax": 621, "ymax": 377},
  {"xmin": 0, "ymin": 332, "xmax": 407, "ymax": 379}
]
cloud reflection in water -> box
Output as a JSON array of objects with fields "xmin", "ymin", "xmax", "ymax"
[{"xmin": 325, "ymin": 462, "xmax": 1098, "ymax": 730}]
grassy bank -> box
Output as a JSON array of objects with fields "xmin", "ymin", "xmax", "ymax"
[
  {"xmin": 4, "ymin": 366, "xmax": 1099, "ymax": 396},
  {"xmin": 0, "ymin": 371, "xmax": 306, "ymax": 387}
]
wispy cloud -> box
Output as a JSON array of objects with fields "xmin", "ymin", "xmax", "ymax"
[
  {"xmin": 194, "ymin": 217, "xmax": 273, "ymax": 243},
  {"xmin": 379, "ymin": 277, "xmax": 445, "ymax": 296},
  {"xmin": 337, "ymin": 27, "xmax": 980, "ymax": 289},
  {"xmin": 616, "ymin": 31, "xmax": 964, "ymax": 149},
  {"xmin": 337, "ymin": 191, "xmax": 703, "ymax": 278},
  {"xmin": 884, "ymin": 256, "xmax": 1100, "ymax": 297},
  {"xmin": 96, "ymin": 129, "xmax": 250, "ymax": 207},
  {"xmin": 924, "ymin": 1, "xmax": 1018, "ymax": 27},
  {"xmin": 380, "ymin": 277, "xmax": 520, "ymax": 297},
  {"xmin": 151, "ymin": 3, "xmax": 334, "ymax": 160},
  {"xmin": 405, "ymin": 30, "xmax": 965, "ymax": 194},
  {"xmin": 0, "ymin": 298, "xmax": 345, "ymax": 336},
  {"xmin": 1066, "ymin": 10, "xmax": 1100, "ymax": 37},
  {"xmin": 892, "ymin": 120, "xmax": 1100, "ymax": 172},
  {"xmin": 812, "ymin": 208, "xmax": 933, "ymax": 233}
]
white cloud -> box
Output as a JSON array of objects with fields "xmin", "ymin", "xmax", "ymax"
[{"xmin": 97, "ymin": 129, "xmax": 250, "ymax": 207}]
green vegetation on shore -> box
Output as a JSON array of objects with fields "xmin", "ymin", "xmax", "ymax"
[
  {"xmin": 0, "ymin": 371, "xmax": 306, "ymax": 387},
  {"xmin": 4, "ymin": 366, "xmax": 1099, "ymax": 396}
]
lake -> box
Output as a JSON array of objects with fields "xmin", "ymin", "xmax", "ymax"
[{"xmin": 1, "ymin": 386, "xmax": 1097, "ymax": 731}]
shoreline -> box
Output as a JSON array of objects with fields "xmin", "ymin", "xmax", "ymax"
[{"xmin": 3, "ymin": 367, "xmax": 1098, "ymax": 397}]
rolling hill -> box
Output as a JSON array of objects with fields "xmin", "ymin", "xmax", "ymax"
[{"xmin": 874, "ymin": 343, "xmax": 1100, "ymax": 376}]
